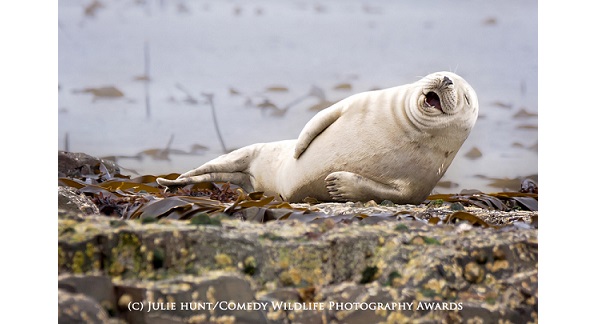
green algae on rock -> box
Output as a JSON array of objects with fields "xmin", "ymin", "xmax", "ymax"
[{"xmin": 58, "ymin": 209, "xmax": 537, "ymax": 323}]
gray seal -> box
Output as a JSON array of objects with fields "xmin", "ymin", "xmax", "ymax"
[{"xmin": 157, "ymin": 71, "xmax": 479, "ymax": 204}]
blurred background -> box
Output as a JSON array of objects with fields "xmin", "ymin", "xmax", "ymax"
[{"xmin": 58, "ymin": 0, "xmax": 538, "ymax": 194}]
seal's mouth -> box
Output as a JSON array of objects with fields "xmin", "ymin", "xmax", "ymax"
[{"xmin": 425, "ymin": 92, "xmax": 443, "ymax": 111}]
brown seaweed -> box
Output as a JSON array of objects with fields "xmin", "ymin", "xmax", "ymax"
[{"xmin": 59, "ymin": 165, "xmax": 537, "ymax": 228}]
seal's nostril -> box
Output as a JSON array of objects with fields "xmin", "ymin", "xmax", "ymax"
[{"xmin": 443, "ymin": 76, "xmax": 453, "ymax": 86}]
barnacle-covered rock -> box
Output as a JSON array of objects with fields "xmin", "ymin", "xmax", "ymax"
[
  {"xmin": 58, "ymin": 289, "xmax": 114, "ymax": 323},
  {"xmin": 58, "ymin": 211, "xmax": 537, "ymax": 323}
]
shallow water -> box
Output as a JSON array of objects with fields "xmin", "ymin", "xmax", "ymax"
[{"xmin": 58, "ymin": 0, "xmax": 538, "ymax": 194}]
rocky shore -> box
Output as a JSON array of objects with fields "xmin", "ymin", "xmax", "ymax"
[{"xmin": 58, "ymin": 152, "xmax": 538, "ymax": 323}]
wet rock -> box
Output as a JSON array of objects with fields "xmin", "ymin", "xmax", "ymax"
[
  {"xmin": 58, "ymin": 289, "xmax": 112, "ymax": 323},
  {"xmin": 58, "ymin": 186, "xmax": 99, "ymax": 215},
  {"xmin": 57, "ymin": 215, "xmax": 537, "ymax": 322},
  {"xmin": 520, "ymin": 178, "xmax": 538, "ymax": 194},
  {"xmin": 259, "ymin": 287, "xmax": 301, "ymax": 303},
  {"xmin": 58, "ymin": 274, "xmax": 117, "ymax": 316},
  {"xmin": 324, "ymin": 284, "xmax": 396, "ymax": 323},
  {"xmin": 56, "ymin": 144, "xmax": 538, "ymax": 324},
  {"xmin": 58, "ymin": 150, "xmax": 120, "ymax": 179},
  {"xmin": 113, "ymin": 273, "xmax": 268, "ymax": 324},
  {"xmin": 463, "ymin": 262, "xmax": 485, "ymax": 283}
]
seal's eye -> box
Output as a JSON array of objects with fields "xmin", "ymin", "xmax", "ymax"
[{"xmin": 464, "ymin": 95, "xmax": 470, "ymax": 106}]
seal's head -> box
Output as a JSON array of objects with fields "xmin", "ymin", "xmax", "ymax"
[{"xmin": 407, "ymin": 71, "xmax": 478, "ymax": 136}]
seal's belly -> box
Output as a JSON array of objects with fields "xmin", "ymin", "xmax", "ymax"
[{"xmin": 285, "ymin": 116, "xmax": 448, "ymax": 201}]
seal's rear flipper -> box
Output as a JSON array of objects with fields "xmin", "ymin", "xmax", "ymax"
[
  {"xmin": 156, "ymin": 172, "xmax": 254, "ymax": 193},
  {"xmin": 178, "ymin": 145, "xmax": 259, "ymax": 178},
  {"xmin": 156, "ymin": 144, "xmax": 260, "ymax": 190}
]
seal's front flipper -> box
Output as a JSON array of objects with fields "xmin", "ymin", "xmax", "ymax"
[
  {"xmin": 325, "ymin": 171, "xmax": 420, "ymax": 204},
  {"xmin": 294, "ymin": 104, "xmax": 343, "ymax": 159}
]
